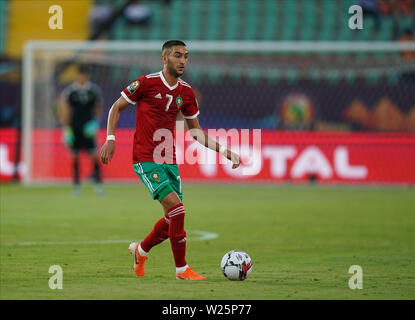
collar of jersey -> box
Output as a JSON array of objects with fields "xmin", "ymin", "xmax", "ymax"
[{"xmin": 159, "ymin": 71, "xmax": 179, "ymax": 91}]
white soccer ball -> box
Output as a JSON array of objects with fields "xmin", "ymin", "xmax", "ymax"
[{"xmin": 220, "ymin": 250, "xmax": 253, "ymax": 281}]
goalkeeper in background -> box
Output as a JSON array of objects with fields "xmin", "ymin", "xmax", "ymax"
[{"xmin": 58, "ymin": 64, "xmax": 104, "ymax": 195}]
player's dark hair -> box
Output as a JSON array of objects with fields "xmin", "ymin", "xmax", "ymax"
[
  {"xmin": 162, "ymin": 40, "xmax": 186, "ymax": 55},
  {"xmin": 78, "ymin": 63, "xmax": 90, "ymax": 74}
]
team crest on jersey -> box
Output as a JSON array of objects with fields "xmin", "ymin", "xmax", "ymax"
[
  {"xmin": 152, "ymin": 173, "xmax": 160, "ymax": 183},
  {"xmin": 176, "ymin": 96, "xmax": 183, "ymax": 109},
  {"xmin": 127, "ymin": 80, "xmax": 139, "ymax": 93}
]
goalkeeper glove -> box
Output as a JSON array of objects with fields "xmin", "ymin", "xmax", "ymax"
[
  {"xmin": 83, "ymin": 119, "xmax": 99, "ymax": 138},
  {"xmin": 63, "ymin": 126, "xmax": 74, "ymax": 147}
]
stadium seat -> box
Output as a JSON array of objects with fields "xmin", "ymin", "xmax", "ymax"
[
  {"xmin": 204, "ymin": 0, "xmax": 220, "ymax": 40},
  {"xmin": 263, "ymin": 0, "xmax": 277, "ymax": 41},
  {"xmin": 224, "ymin": 0, "xmax": 239, "ymax": 40},
  {"xmin": 0, "ymin": 0, "xmax": 7, "ymax": 54},
  {"xmin": 300, "ymin": 1, "xmax": 315, "ymax": 41},
  {"xmin": 96, "ymin": 0, "xmax": 413, "ymax": 45},
  {"xmin": 281, "ymin": 0, "xmax": 297, "ymax": 41},
  {"xmin": 53, "ymin": 0, "xmax": 414, "ymax": 83},
  {"xmin": 187, "ymin": 0, "xmax": 201, "ymax": 40},
  {"xmin": 243, "ymin": 0, "xmax": 259, "ymax": 41}
]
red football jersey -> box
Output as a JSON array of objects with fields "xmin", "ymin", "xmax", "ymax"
[{"xmin": 121, "ymin": 71, "xmax": 199, "ymax": 164}]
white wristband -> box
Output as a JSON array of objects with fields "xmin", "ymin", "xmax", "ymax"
[
  {"xmin": 219, "ymin": 145, "xmax": 227, "ymax": 156},
  {"xmin": 107, "ymin": 135, "xmax": 115, "ymax": 141}
]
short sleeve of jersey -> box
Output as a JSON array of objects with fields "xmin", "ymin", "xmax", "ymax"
[
  {"xmin": 121, "ymin": 75, "xmax": 147, "ymax": 105},
  {"xmin": 181, "ymin": 87, "xmax": 200, "ymax": 119}
]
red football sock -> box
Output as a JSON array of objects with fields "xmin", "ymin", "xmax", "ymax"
[
  {"xmin": 140, "ymin": 217, "xmax": 170, "ymax": 253},
  {"xmin": 168, "ymin": 203, "xmax": 187, "ymax": 268}
]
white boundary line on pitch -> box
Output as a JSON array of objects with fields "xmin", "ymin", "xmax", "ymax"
[{"xmin": 0, "ymin": 230, "xmax": 218, "ymax": 247}]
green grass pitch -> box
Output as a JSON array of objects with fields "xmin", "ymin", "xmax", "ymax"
[{"xmin": 1, "ymin": 183, "xmax": 414, "ymax": 299}]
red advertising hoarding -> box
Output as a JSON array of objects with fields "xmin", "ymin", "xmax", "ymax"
[{"xmin": 1, "ymin": 128, "xmax": 414, "ymax": 184}]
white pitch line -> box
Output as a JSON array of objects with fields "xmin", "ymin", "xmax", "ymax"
[
  {"xmin": 0, "ymin": 230, "xmax": 219, "ymax": 247},
  {"xmin": 189, "ymin": 230, "xmax": 219, "ymax": 241}
]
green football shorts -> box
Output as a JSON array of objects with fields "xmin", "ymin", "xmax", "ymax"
[{"xmin": 133, "ymin": 162, "xmax": 183, "ymax": 202}]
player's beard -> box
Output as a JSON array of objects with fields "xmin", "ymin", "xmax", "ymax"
[{"xmin": 167, "ymin": 60, "xmax": 183, "ymax": 78}]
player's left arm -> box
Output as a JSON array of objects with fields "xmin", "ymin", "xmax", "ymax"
[{"xmin": 185, "ymin": 117, "xmax": 241, "ymax": 169}]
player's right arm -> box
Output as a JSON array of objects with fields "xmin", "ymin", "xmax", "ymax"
[
  {"xmin": 57, "ymin": 91, "xmax": 71, "ymax": 126},
  {"xmin": 57, "ymin": 88, "xmax": 76, "ymax": 147},
  {"xmin": 101, "ymin": 76, "xmax": 145, "ymax": 164},
  {"xmin": 99, "ymin": 96, "xmax": 130, "ymax": 165}
]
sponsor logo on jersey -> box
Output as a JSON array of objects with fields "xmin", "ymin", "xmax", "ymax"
[
  {"xmin": 155, "ymin": 93, "xmax": 162, "ymax": 99},
  {"xmin": 127, "ymin": 80, "xmax": 139, "ymax": 93},
  {"xmin": 176, "ymin": 96, "xmax": 183, "ymax": 109}
]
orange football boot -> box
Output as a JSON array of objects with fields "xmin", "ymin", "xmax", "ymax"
[
  {"xmin": 128, "ymin": 242, "xmax": 148, "ymax": 277},
  {"xmin": 176, "ymin": 267, "xmax": 207, "ymax": 280}
]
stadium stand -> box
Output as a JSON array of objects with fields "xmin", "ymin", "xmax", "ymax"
[
  {"xmin": 1, "ymin": 0, "xmax": 414, "ymax": 133},
  {"xmin": 2, "ymin": 0, "xmax": 413, "ymax": 57},
  {"xmin": 92, "ymin": 0, "xmax": 413, "ymax": 42},
  {"xmin": 4, "ymin": 0, "xmax": 91, "ymax": 58},
  {"xmin": 83, "ymin": 0, "xmax": 414, "ymax": 84}
]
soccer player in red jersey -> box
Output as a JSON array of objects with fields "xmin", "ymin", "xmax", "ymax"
[{"xmin": 100, "ymin": 40, "xmax": 240, "ymax": 280}]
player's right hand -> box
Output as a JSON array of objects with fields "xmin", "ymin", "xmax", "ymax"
[{"xmin": 100, "ymin": 141, "xmax": 115, "ymax": 165}]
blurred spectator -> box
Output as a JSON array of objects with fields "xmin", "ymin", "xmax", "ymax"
[
  {"xmin": 399, "ymin": 28, "xmax": 415, "ymax": 60},
  {"xmin": 89, "ymin": 4, "xmax": 113, "ymax": 34},
  {"xmin": 394, "ymin": 0, "xmax": 414, "ymax": 15},
  {"xmin": 399, "ymin": 28, "xmax": 415, "ymax": 82},
  {"xmin": 0, "ymin": 105, "xmax": 17, "ymax": 127},
  {"xmin": 378, "ymin": 0, "xmax": 394, "ymax": 15},
  {"xmin": 392, "ymin": 0, "xmax": 415, "ymax": 36},
  {"xmin": 357, "ymin": 0, "xmax": 381, "ymax": 31},
  {"xmin": 124, "ymin": 1, "xmax": 152, "ymax": 25}
]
